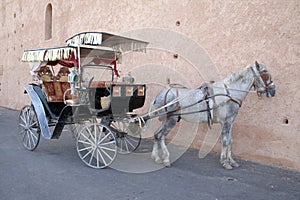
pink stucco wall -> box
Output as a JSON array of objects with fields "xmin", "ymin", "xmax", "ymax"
[{"xmin": 0, "ymin": 0, "xmax": 299, "ymax": 170}]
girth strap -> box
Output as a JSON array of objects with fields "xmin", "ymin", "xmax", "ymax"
[{"xmin": 199, "ymin": 83, "xmax": 213, "ymax": 128}]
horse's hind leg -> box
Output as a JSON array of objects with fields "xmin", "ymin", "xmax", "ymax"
[
  {"xmin": 160, "ymin": 117, "xmax": 177, "ymax": 167},
  {"xmin": 151, "ymin": 137, "xmax": 162, "ymax": 164},
  {"xmin": 151, "ymin": 122, "xmax": 163, "ymax": 164},
  {"xmin": 152, "ymin": 116, "xmax": 177, "ymax": 167},
  {"xmin": 160, "ymin": 135, "xmax": 171, "ymax": 167}
]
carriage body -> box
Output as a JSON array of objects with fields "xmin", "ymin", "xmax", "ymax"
[{"xmin": 19, "ymin": 32, "xmax": 148, "ymax": 168}]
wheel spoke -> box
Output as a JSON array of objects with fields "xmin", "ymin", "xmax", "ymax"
[
  {"xmin": 100, "ymin": 140, "xmax": 116, "ymax": 146},
  {"xmin": 124, "ymin": 137, "xmax": 136, "ymax": 149},
  {"xmin": 123, "ymin": 138, "xmax": 130, "ymax": 152},
  {"xmin": 89, "ymin": 149, "xmax": 96, "ymax": 165},
  {"xmin": 94, "ymin": 123, "xmax": 98, "ymax": 143},
  {"xmin": 86, "ymin": 127, "xmax": 95, "ymax": 141},
  {"xmin": 99, "ymin": 148, "xmax": 113, "ymax": 161},
  {"xmin": 119, "ymin": 138, "xmax": 123, "ymax": 151},
  {"xmin": 19, "ymin": 114, "xmax": 26, "ymax": 124},
  {"xmin": 19, "ymin": 129, "xmax": 26, "ymax": 135},
  {"xmin": 80, "ymin": 131, "xmax": 94, "ymax": 144},
  {"xmin": 22, "ymin": 130, "xmax": 27, "ymax": 142},
  {"xmin": 28, "ymin": 129, "xmax": 38, "ymax": 141},
  {"xmin": 97, "ymin": 126, "xmax": 104, "ymax": 144},
  {"xmin": 77, "ymin": 139, "xmax": 93, "ymax": 146},
  {"xmin": 82, "ymin": 148, "xmax": 94, "ymax": 160},
  {"xmin": 18, "ymin": 123, "xmax": 26, "ymax": 129},
  {"xmin": 99, "ymin": 132, "xmax": 111, "ymax": 143},
  {"xmin": 99, "ymin": 146, "xmax": 116, "ymax": 152},
  {"xmin": 97, "ymin": 148, "xmax": 107, "ymax": 166},
  {"xmin": 96, "ymin": 148, "xmax": 100, "ymax": 168},
  {"xmin": 29, "ymin": 121, "xmax": 38, "ymax": 128},
  {"xmin": 25, "ymin": 132, "xmax": 32, "ymax": 149},
  {"xmin": 78, "ymin": 145, "xmax": 93, "ymax": 152}
]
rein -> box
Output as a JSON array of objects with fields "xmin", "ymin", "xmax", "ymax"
[
  {"xmin": 212, "ymin": 85, "xmax": 257, "ymax": 93},
  {"xmin": 135, "ymin": 84, "xmax": 245, "ymax": 124}
]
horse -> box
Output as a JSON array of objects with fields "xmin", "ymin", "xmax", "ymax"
[{"xmin": 148, "ymin": 61, "xmax": 276, "ymax": 169}]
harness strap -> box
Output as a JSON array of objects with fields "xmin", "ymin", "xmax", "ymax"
[
  {"xmin": 163, "ymin": 87, "xmax": 181, "ymax": 121},
  {"xmin": 199, "ymin": 83, "xmax": 213, "ymax": 128},
  {"xmin": 224, "ymin": 83, "xmax": 242, "ymax": 107}
]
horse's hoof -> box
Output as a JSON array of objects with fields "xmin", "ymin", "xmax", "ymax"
[
  {"xmin": 222, "ymin": 163, "xmax": 233, "ymax": 170},
  {"xmin": 152, "ymin": 157, "xmax": 163, "ymax": 164},
  {"xmin": 231, "ymin": 162, "xmax": 240, "ymax": 168},
  {"xmin": 151, "ymin": 154, "xmax": 162, "ymax": 164},
  {"xmin": 163, "ymin": 161, "xmax": 171, "ymax": 168}
]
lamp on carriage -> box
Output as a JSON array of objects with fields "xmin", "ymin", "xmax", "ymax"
[{"xmin": 68, "ymin": 69, "xmax": 79, "ymax": 95}]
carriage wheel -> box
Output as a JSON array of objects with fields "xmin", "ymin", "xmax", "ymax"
[
  {"xmin": 18, "ymin": 105, "xmax": 40, "ymax": 151},
  {"xmin": 76, "ymin": 123, "xmax": 117, "ymax": 168},
  {"xmin": 110, "ymin": 119, "xmax": 141, "ymax": 154}
]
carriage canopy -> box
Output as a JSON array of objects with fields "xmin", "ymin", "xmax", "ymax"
[{"xmin": 21, "ymin": 32, "xmax": 149, "ymax": 75}]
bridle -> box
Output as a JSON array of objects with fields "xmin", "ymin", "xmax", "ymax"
[{"xmin": 251, "ymin": 65, "xmax": 274, "ymax": 97}]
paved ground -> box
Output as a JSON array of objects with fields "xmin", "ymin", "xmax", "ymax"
[{"xmin": 0, "ymin": 107, "xmax": 300, "ymax": 200}]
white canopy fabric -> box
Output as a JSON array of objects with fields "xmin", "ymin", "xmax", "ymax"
[
  {"xmin": 66, "ymin": 32, "xmax": 149, "ymax": 53},
  {"xmin": 21, "ymin": 46, "xmax": 77, "ymax": 62}
]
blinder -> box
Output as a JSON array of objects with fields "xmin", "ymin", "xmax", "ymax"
[{"xmin": 252, "ymin": 64, "xmax": 276, "ymax": 97}]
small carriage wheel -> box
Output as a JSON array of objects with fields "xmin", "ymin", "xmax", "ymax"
[
  {"xmin": 110, "ymin": 120, "xmax": 141, "ymax": 154},
  {"xmin": 76, "ymin": 123, "xmax": 117, "ymax": 169},
  {"xmin": 18, "ymin": 105, "xmax": 41, "ymax": 151}
]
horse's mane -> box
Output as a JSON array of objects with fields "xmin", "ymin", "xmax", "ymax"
[{"xmin": 224, "ymin": 65, "xmax": 252, "ymax": 84}]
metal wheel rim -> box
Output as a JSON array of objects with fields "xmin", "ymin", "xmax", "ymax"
[
  {"xmin": 110, "ymin": 120, "xmax": 141, "ymax": 154},
  {"xmin": 18, "ymin": 105, "xmax": 40, "ymax": 151},
  {"xmin": 76, "ymin": 123, "xmax": 117, "ymax": 169}
]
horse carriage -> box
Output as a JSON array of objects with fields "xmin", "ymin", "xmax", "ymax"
[
  {"xmin": 19, "ymin": 31, "xmax": 276, "ymax": 170},
  {"xmin": 19, "ymin": 32, "xmax": 148, "ymax": 168}
]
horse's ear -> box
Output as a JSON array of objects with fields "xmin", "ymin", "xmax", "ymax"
[{"xmin": 255, "ymin": 61, "xmax": 260, "ymax": 71}]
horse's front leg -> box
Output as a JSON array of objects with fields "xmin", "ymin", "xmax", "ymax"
[
  {"xmin": 228, "ymin": 136, "xmax": 239, "ymax": 168},
  {"xmin": 226, "ymin": 122, "xmax": 239, "ymax": 168},
  {"xmin": 220, "ymin": 123, "xmax": 233, "ymax": 170}
]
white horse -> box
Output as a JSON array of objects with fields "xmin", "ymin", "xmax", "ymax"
[{"xmin": 148, "ymin": 61, "xmax": 275, "ymax": 169}]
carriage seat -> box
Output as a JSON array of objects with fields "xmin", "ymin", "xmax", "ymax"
[{"xmin": 39, "ymin": 66, "xmax": 72, "ymax": 102}]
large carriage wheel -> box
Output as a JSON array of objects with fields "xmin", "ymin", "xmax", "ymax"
[
  {"xmin": 110, "ymin": 119, "xmax": 141, "ymax": 154},
  {"xmin": 76, "ymin": 123, "xmax": 117, "ymax": 168},
  {"xmin": 18, "ymin": 105, "xmax": 41, "ymax": 151}
]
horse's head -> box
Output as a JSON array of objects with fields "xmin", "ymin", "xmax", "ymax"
[{"xmin": 252, "ymin": 61, "xmax": 276, "ymax": 97}]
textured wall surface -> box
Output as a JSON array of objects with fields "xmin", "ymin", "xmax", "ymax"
[{"xmin": 0, "ymin": 0, "xmax": 299, "ymax": 170}]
